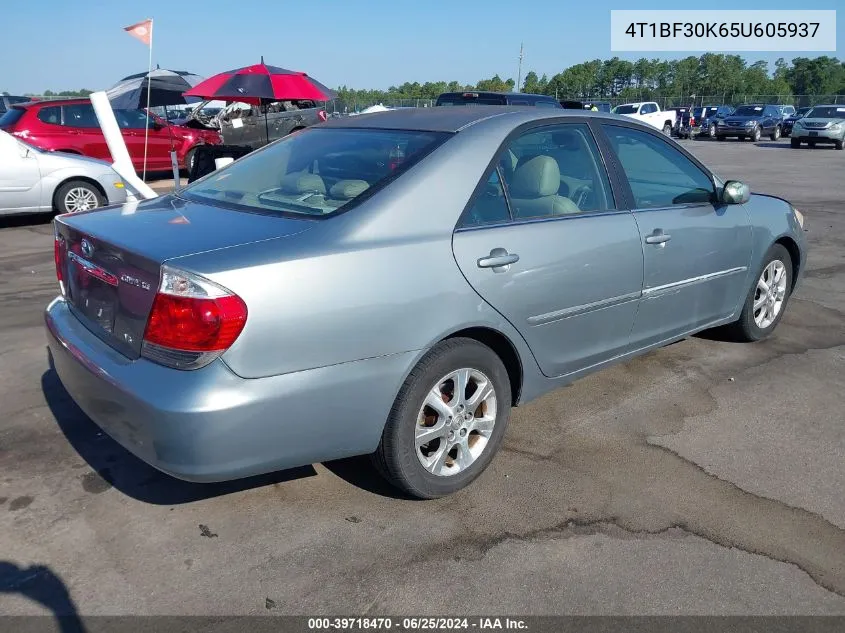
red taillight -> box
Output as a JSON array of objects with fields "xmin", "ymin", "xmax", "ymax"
[
  {"xmin": 690, "ymin": 117, "xmax": 696, "ymax": 126},
  {"xmin": 141, "ymin": 266, "xmax": 247, "ymax": 369},
  {"xmin": 317, "ymin": 109, "xmax": 327, "ymax": 122},
  {"xmin": 54, "ymin": 237, "xmax": 63, "ymax": 284},
  {"xmin": 144, "ymin": 293, "xmax": 247, "ymax": 352}
]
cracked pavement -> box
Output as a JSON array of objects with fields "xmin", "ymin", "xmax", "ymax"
[{"xmin": 0, "ymin": 141, "xmax": 843, "ymax": 615}]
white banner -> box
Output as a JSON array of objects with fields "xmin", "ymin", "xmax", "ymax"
[{"xmin": 610, "ymin": 10, "xmax": 836, "ymax": 52}]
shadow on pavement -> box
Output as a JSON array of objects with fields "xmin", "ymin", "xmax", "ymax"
[
  {"xmin": 41, "ymin": 360, "xmax": 317, "ymax": 506},
  {"xmin": 0, "ymin": 561, "xmax": 86, "ymax": 632},
  {"xmin": 0, "ymin": 213, "xmax": 54, "ymax": 230},
  {"xmin": 322, "ymin": 456, "xmax": 415, "ymax": 501}
]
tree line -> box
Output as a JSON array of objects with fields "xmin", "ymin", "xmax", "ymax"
[
  {"xmin": 334, "ymin": 55, "xmax": 845, "ymax": 105},
  {"xmin": 8, "ymin": 55, "xmax": 844, "ymax": 104}
]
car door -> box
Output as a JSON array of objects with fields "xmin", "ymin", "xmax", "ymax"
[
  {"xmin": 452, "ymin": 122, "xmax": 644, "ymax": 378},
  {"xmin": 116, "ymin": 109, "xmax": 172, "ymax": 171},
  {"xmin": 599, "ymin": 123, "xmax": 753, "ymax": 346},
  {"xmin": 59, "ymin": 103, "xmax": 110, "ymax": 161},
  {"xmin": 0, "ymin": 133, "xmax": 42, "ymax": 213}
]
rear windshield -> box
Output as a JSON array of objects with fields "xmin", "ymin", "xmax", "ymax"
[
  {"xmin": 0, "ymin": 107, "xmax": 25, "ymax": 128},
  {"xmin": 806, "ymin": 106, "xmax": 845, "ymax": 119},
  {"xmin": 436, "ymin": 94, "xmax": 508, "ymax": 106},
  {"xmin": 179, "ymin": 128, "xmax": 450, "ymax": 217}
]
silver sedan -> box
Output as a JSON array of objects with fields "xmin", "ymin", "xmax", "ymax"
[
  {"xmin": 0, "ymin": 130, "xmax": 126, "ymax": 215},
  {"xmin": 45, "ymin": 107, "xmax": 807, "ymax": 498}
]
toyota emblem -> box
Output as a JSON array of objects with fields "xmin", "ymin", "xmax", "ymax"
[{"xmin": 81, "ymin": 239, "xmax": 94, "ymax": 258}]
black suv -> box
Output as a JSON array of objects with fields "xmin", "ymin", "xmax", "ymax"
[
  {"xmin": 715, "ymin": 104, "xmax": 784, "ymax": 142},
  {"xmin": 677, "ymin": 105, "xmax": 734, "ymax": 139},
  {"xmin": 435, "ymin": 91, "xmax": 561, "ymax": 108}
]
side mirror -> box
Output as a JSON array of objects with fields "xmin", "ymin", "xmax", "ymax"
[{"xmin": 721, "ymin": 180, "xmax": 750, "ymax": 205}]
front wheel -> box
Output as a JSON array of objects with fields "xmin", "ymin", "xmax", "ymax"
[
  {"xmin": 835, "ymin": 139, "xmax": 844, "ymax": 150},
  {"xmin": 373, "ymin": 338, "xmax": 511, "ymax": 499},
  {"xmin": 708, "ymin": 123, "xmax": 717, "ymax": 138},
  {"xmin": 770, "ymin": 126, "xmax": 781, "ymax": 141},
  {"xmin": 725, "ymin": 244, "xmax": 793, "ymax": 342},
  {"xmin": 54, "ymin": 180, "xmax": 105, "ymax": 214},
  {"xmin": 751, "ymin": 126, "xmax": 762, "ymax": 142}
]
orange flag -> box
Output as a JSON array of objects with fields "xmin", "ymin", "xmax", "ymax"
[{"xmin": 124, "ymin": 19, "xmax": 153, "ymax": 46}]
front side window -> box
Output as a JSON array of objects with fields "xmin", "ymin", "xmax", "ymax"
[
  {"xmin": 180, "ymin": 127, "xmax": 449, "ymax": 217},
  {"xmin": 500, "ymin": 123, "xmax": 614, "ymax": 219},
  {"xmin": 115, "ymin": 109, "xmax": 157, "ymax": 129},
  {"xmin": 733, "ymin": 105, "xmax": 764, "ymax": 117},
  {"xmin": 603, "ymin": 125, "xmax": 714, "ymax": 209}
]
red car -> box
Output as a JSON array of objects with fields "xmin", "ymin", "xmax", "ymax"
[{"xmin": 0, "ymin": 98, "xmax": 222, "ymax": 173}]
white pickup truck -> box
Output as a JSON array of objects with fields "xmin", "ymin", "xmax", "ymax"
[{"xmin": 612, "ymin": 102, "xmax": 678, "ymax": 135}]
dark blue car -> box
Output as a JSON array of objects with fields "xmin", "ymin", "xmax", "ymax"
[{"xmin": 715, "ymin": 104, "xmax": 784, "ymax": 142}]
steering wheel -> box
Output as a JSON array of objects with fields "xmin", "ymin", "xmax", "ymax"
[{"xmin": 571, "ymin": 185, "xmax": 594, "ymax": 210}]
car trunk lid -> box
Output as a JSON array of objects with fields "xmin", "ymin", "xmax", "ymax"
[{"xmin": 54, "ymin": 194, "xmax": 315, "ymax": 359}]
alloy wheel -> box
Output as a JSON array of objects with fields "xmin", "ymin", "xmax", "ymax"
[
  {"xmin": 753, "ymin": 260, "xmax": 788, "ymax": 329},
  {"xmin": 64, "ymin": 187, "xmax": 99, "ymax": 212},
  {"xmin": 415, "ymin": 368, "xmax": 497, "ymax": 477}
]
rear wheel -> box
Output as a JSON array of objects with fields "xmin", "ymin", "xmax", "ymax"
[
  {"xmin": 662, "ymin": 122, "xmax": 672, "ymax": 136},
  {"xmin": 770, "ymin": 126, "xmax": 781, "ymax": 141},
  {"xmin": 373, "ymin": 338, "xmax": 511, "ymax": 499},
  {"xmin": 54, "ymin": 180, "xmax": 105, "ymax": 214},
  {"xmin": 724, "ymin": 244, "xmax": 793, "ymax": 342},
  {"xmin": 791, "ymin": 138, "xmax": 801, "ymax": 148}
]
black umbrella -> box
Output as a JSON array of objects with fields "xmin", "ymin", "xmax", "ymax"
[{"xmin": 106, "ymin": 67, "xmax": 204, "ymax": 109}]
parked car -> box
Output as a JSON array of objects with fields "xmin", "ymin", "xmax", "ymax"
[
  {"xmin": 436, "ymin": 92, "xmax": 562, "ymax": 108},
  {"xmin": 677, "ymin": 105, "xmax": 734, "ymax": 139},
  {"xmin": 776, "ymin": 105, "xmax": 797, "ymax": 120},
  {"xmin": 217, "ymin": 99, "xmax": 327, "ymax": 148},
  {"xmin": 583, "ymin": 102, "xmax": 612, "ymax": 113},
  {"xmin": 672, "ymin": 106, "xmax": 691, "ymax": 136},
  {"xmin": 789, "ymin": 105, "xmax": 845, "ymax": 149},
  {"xmin": 0, "ymin": 95, "xmax": 34, "ymax": 114},
  {"xmin": 0, "ymin": 129, "xmax": 126, "ymax": 216},
  {"xmin": 45, "ymin": 108, "xmax": 806, "ymax": 499},
  {"xmin": 715, "ymin": 104, "xmax": 783, "ymax": 141},
  {"xmin": 783, "ymin": 107, "xmax": 812, "ymax": 137},
  {"xmin": 0, "ymin": 98, "xmax": 222, "ymax": 173},
  {"xmin": 612, "ymin": 102, "xmax": 678, "ymax": 135}
]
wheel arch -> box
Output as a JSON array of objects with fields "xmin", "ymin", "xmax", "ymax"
[
  {"xmin": 52, "ymin": 176, "xmax": 107, "ymax": 211},
  {"xmin": 443, "ymin": 326, "xmax": 523, "ymax": 406},
  {"xmin": 774, "ymin": 235, "xmax": 801, "ymax": 292}
]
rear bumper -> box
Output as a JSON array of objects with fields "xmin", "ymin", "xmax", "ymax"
[{"xmin": 45, "ymin": 297, "xmax": 414, "ymax": 482}]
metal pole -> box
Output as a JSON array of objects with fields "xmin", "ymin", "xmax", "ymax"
[{"xmin": 142, "ymin": 18, "xmax": 153, "ymax": 182}]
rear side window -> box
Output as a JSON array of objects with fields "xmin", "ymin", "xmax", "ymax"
[
  {"xmin": 37, "ymin": 106, "xmax": 62, "ymax": 125},
  {"xmin": 61, "ymin": 104, "xmax": 99, "ymax": 128},
  {"xmin": 0, "ymin": 107, "xmax": 26, "ymax": 127},
  {"xmin": 181, "ymin": 127, "xmax": 450, "ymax": 217}
]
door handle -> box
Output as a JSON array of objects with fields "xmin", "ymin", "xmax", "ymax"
[
  {"xmin": 645, "ymin": 229, "xmax": 671, "ymax": 246},
  {"xmin": 477, "ymin": 248, "xmax": 519, "ymax": 271}
]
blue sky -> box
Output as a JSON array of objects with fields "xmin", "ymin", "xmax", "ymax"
[{"xmin": 1, "ymin": 0, "xmax": 841, "ymax": 93}]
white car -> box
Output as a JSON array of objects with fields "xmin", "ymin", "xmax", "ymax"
[
  {"xmin": 612, "ymin": 101, "xmax": 678, "ymax": 135},
  {"xmin": 0, "ymin": 129, "xmax": 127, "ymax": 216}
]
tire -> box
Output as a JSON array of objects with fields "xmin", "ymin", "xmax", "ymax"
[
  {"xmin": 708, "ymin": 123, "xmax": 716, "ymax": 138},
  {"xmin": 791, "ymin": 138, "xmax": 800, "ymax": 148},
  {"xmin": 54, "ymin": 180, "xmax": 105, "ymax": 214},
  {"xmin": 835, "ymin": 139, "xmax": 844, "ymax": 150},
  {"xmin": 751, "ymin": 126, "xmax": 761, "ymax": 142},
  {"xmin": 662, "ymin": 123, "xmax": 672, "ymax": 136},
  {"xmin": 770, "ymin": 126, "xmax": 781, "ymax": 141},
  {"xmin": 373, "ymin": 338, "xmax": 512, "ymax": 499},
  {"xmin": 184, "ymin": 148, "xmax": 197, "ymax": 175},
  {"xmin": 724, "ymin": 244, "xmax": 793, "ymax": 342}
]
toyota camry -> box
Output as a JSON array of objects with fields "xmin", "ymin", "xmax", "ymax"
[{"xmin": 45, "ymin": 107, "xmax": 807, "ymax": 498}]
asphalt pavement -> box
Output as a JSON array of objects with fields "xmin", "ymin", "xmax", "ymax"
[{"xmin": 0, "ymin": 138, "xmax": 843, "ymax": 616}]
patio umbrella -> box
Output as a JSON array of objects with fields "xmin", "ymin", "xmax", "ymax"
[
  {"xmin": 183, "ymin": 58, "xmax": 336, "ymax": 143},
  {"xmin": 106, "ymin": 67, "xmax": 204, "ymax": 110}
]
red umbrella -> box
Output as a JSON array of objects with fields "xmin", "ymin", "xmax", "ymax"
[{"xmin": 184, "ymin": 58, "xmax": 336, "ymax": 143}]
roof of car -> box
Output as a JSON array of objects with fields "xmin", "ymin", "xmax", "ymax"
[
  {"xmin": 437, "ymin": 91, "xmax": 555, "ymax": 98},
  {"xmin": 16, "ymin": 98, "xmax": 89, "ymax": 108},
  {"xmin": 319, "ymin": 106, "xmax": 619, "ymax": 133}
]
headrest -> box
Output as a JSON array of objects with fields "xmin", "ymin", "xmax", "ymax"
[
  {"xmin": 280, "ymin": 172, "xmax": 326, "ymax": 195},
  {"xmin": 329, "ymin": 180, "xmax": 369, "ymax": 200},
  {"xmin": 509, "ymin": 156, "xmax": 560, "ymax": 198}
]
